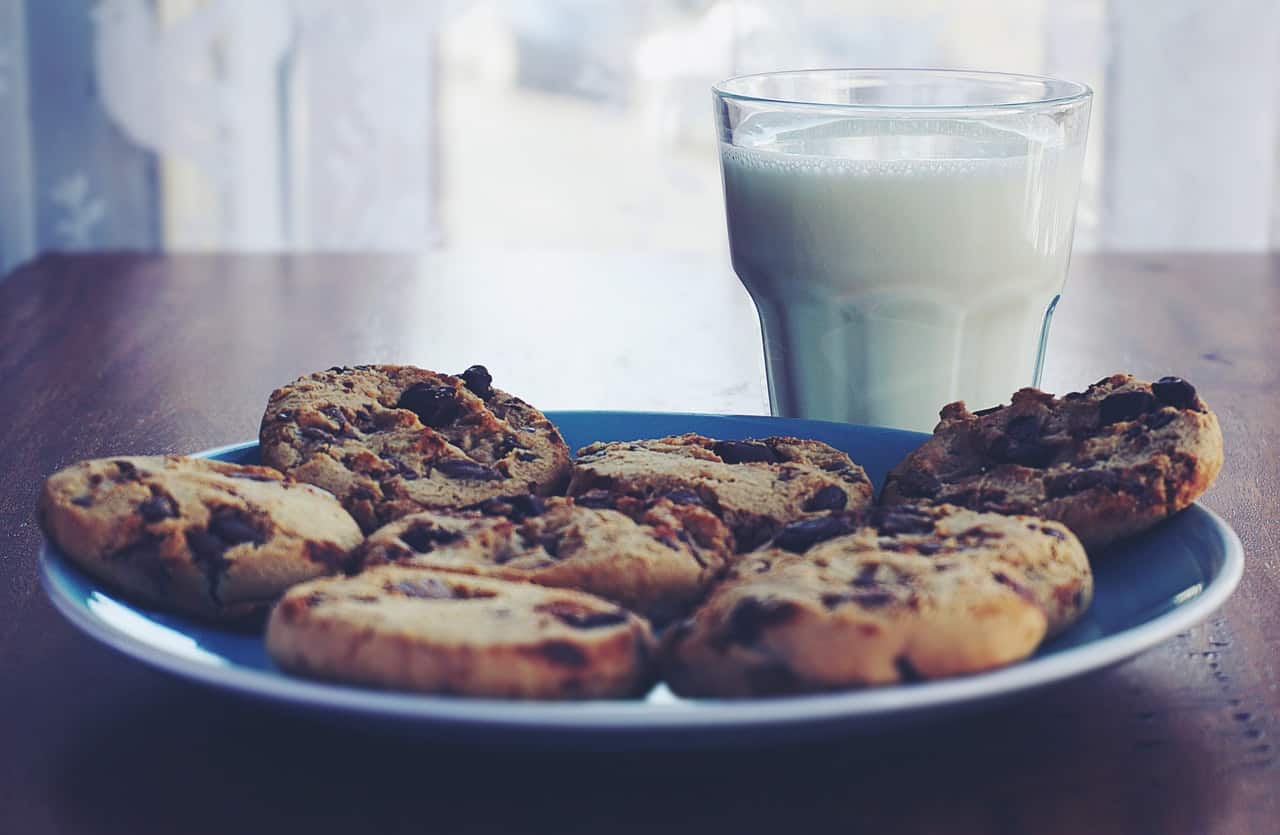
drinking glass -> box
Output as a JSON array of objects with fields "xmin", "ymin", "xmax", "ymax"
[{"xmin": 714, "ymin": 69, "xmax": 1092, "ymax": 431}]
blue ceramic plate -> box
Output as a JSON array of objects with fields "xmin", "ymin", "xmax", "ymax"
[{"xmin": 40, "ymin": 413, "xmax": 1243, "ymax": 746}]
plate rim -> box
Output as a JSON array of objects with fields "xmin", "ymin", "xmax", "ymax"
[{"xmin": 39, "ymin": 420, "xmax": 1245, "ymax": 733}]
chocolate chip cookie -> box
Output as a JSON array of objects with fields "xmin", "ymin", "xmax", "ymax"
[
  {"xmin": 259, "ymin": 365, "xmax": 571, "ymax": 532},
  {"xmin": 568, "ymin": 434, "xmax": 874, "ymax": 551},
  {"xmin": 266, "ymin": 566, "xmax": 655, "ymax": 699},
  {"xmin": 356, "ymin": 494, "xmax": 733, "ymax": 623},
  {"xmin": 662, "ymin": 505, "xmax": 1092, "ymax": 698},
  {"xmin": 880, "ymin": 374, "xmax": 1224, "ymax": 550},
  {"xmin": 38, "ymin": 456, "xmax": 364, "ymax": 621}
]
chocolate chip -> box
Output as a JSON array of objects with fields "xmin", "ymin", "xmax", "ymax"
[
  {"xmin": 914, "ymin": 541, "xmax": 942, "ymax": 555},
  {"xmin": 1145, "ymin": 409, "xmax": 1178, "ymax": 430},
  {"xmin": 539, "ymin": 601, "xmax": 629, "ymax": 629},
  {"xmin": 820, "ymin": 592, "xmax": 852, "ymax": 609},
  {"xmin": 508, "ymin": 495, "xmax": 547, "ymax": 518},
  {"xmin": 319, "ymin": 404, "xmax": 346, "ymax": 426},
  {"xmin": 876, "ymin": 509, "xmax": 935, "ymax": 536},
  {"xmin": 725, "ymin": 597, "xmax": 799, "ymax": 645},
  {"xmin": 1152, "ymin": 376, "xmax": 1198, "ymax": 410},
  {"xmin": 1007, "ymin": 412, "xmax": 1040, "ymax": 442},
  {"xmin": 400, "ymin": 524, "xmax": 462, "ymax": 553},
  {"xmin": 459, "ymin": 365, "xmax": 494, "ymax": 399},
  {"xmin": 735, "ymin": 521, "xmax": 775, "ymax": 553},
  {"xmin": 304, "ymin": 541, "xmax": 347, "ymax": 571},
  {"xmin": 478, "ymin": 494, "xmax": 547, "ymax": 520},
  {"xmin": 385, "ymin": 458, "xmax": 420, "ymax": 480},
  {"xmin": 958, "ymin": 526, "xmax": 1003, "ymax": 543},
  {"xmin": 1040, "ymin": 525, "xmax": 1068, "ymax": 541},
  {"xmin": 434, "ymin": 459, "xmax": 502, "ymax": 481},
  {"xmin": 654, "ymin": 530, "xmax": 682, "ymax": 551},
  {"xmin": 184, "ymin": 529, "xmax": 230, "ymax": 603},
  {"xmin": 574, "ymin": 490, "xmax": 615, "ymax": 509},
  {"xmin": 539, "ymin": 533, "xmax": 562, "ymax": 558},
  {"xmin": 895, "ymin": 655, "xmax": 923, "ymax": 682},
  {"xmin": 803, "ymin": 485, "xmax": 848, "ymax": 512},
  {"xmin": 852, "ymin": 591, "xmax": 895, "ymax": 608},
  {"xmin": 208, "ymin": 507, "xmax": 266, "ymax": 546},
  {"xmin": 109, "ymin": 537, "xmax": 161, "ymax": 565},
  {"xmin": 774, "ymin": 514, "xmax": 852, "ymax": 553},
  {"xmin": 397, "ymin": 384, "xmax": 461, "ymax": 428},
  {"xmin": 539, "ymin": 641, "xmax": 588, "ymax": 667},
  {"xmin": 516, "ymin": 452, "xmax": 539, "ymax": 462},
  {"xmin": 305, "ymin": 592, "xmax": 327, "ymax": 608},
  {"xmin": 852, "ymin": 563, "xmax": 879, "ymax": 587},
  {"xmin": 991, "ymin": 414, "xmax": 1053, "ymax": 467},
  {"xmin": 712, "ymin": 440, "xmax": 778, "ymax": 464},
  {"xmin": 138, "ymin": 495, "xmax": 178, "ymax": 523},
  {"xmin": 185, "ymin": 529, "xmax": 225, "ymax": 562},
  {"xmin": 973, "ymin": 404, "xmax": 1005, "ymax": 417},
  {"xmin": 992, "ymin": 571, "xmax": 1037, "ymax": 603},
  {"xmin": 892, "ymin": 469, "xmax": 942, "ymax": 499},
  {"xmin": 326, "ymin": 366, "xmax": 347, "ymax": 373},
  {"xmin": 300, "ymin": 427, "xmax": 333, "ymax": 442},
  {"xmin": 71, "ymin": 495, "xmax": 93, "ymax": 507},
  {"xmin": 1045, "ymin": 469, "xmax": 1120, "ymax": 498},
  {"xmin": 1124, "ymin": 423, "xmax": 1150, "ymax": 445},
  {"xmin": 391, "ymin": 577, "xmax": 455, "ymax": 599},
  {"xmin": 494, "ymin": 436, "xmax": 524, "ymax": 458},
  {"xmin": 1099, "ymin": 390, "xmax": 1156, "ymax": 425},
  {"xmin": 662, "ymin": 489, "xmax": 703, "ymax": 506},
  {"xmin": 113, "ymin": 461, "xmax": 141, "ymax": 482}
]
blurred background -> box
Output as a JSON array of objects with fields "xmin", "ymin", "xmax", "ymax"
[{"xmin": 1, "ymin": 0, "xmax": 1278, "ymax": 274}]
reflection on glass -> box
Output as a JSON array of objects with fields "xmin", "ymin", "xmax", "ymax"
[{"xmin": 1171, "ymin": 583, "xmax": 1205, "ymax": 606}]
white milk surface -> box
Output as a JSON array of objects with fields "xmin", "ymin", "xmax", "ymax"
[{"xmin": 722, "ymin": 121, "xmax": 1082, "ymax": 431}]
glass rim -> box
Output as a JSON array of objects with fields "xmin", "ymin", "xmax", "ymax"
[{"xmin": 713, "ymin": 68, "xmax": 1093, "ymax": 113}]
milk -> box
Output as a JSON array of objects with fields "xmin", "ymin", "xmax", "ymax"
[{"xmin": 721, "ymin": 119, "xmax": 1084, "ymax": 431}]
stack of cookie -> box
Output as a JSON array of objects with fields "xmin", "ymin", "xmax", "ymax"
[{"xmin": 37, "ymin": 365, "xmax": 1222, "ymax": 700}]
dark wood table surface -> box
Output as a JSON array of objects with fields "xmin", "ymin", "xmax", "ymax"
[{"xmin": 1, "ymin": 252, "xmax": 1276, "ymax": 835}]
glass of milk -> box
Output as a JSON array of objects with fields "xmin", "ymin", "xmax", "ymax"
[{"xmin": 714, "ymin": 69, "xmax": 1092, "ymax": 431}]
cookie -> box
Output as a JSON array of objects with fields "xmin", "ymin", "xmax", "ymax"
[
  {"xmin": 38, "ymin": 456, "xmax": 364, "ymax": 621},
  {"xmin": 880, "ymin": 374, "xmax": 1224, "ymax": 550},
  {"xmin": 266, "ymin": 566, "xmax": 655, "ymax": 699},
  {"xmin": 259, "ymin": 364, "xmax": 571, "ymax": 532},
  {"xmin": 568, "ymin": 434, "xmax": 874, "ymax": 551},
  {"xmin": 356, "ymin": 494, "xmax": 733, "ymax": 623},
  {"xmin": 662, "ymin": 505, "xmax": 1091, "ymax": 698}
]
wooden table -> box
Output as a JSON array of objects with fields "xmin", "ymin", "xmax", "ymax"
[{"xmin": 1, "ymin": 252, "xmax": 1276, "ymax": 835}]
